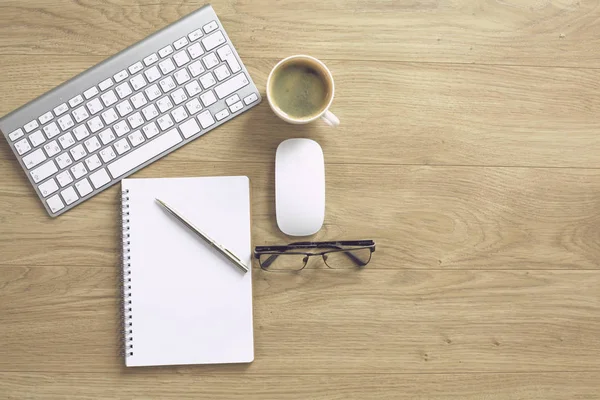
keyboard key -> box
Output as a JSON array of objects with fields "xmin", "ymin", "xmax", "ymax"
[
  {"xmin": 157, "ymin": 96, "xmax": 174, "ymax": 113},
  {"xmin": 89, "ymin": 168, "xmax": 111, "ymax": 189},
  {"xmin": 100, "ymin": 146, "xmax": 117, "ymax": 162},
  {"xmin": 185, "ymin": 98, "xmax": 202, "ymax": 115},
  {"xmin": 84, "ymin": 87, "xmax": 99, "ymax": 99},
  {"xmin": 39, "ymin": 112, "xmax": 54, "ymax": 125},
  {"xmin": 159, "ymin": 58, "xmax": 176, "ymax": 75},
  {"xmin": 171, "ymin": 88, "xmax": 187, "ymax": 105},
  {"xmin": 99, "ymin": 128, "xmax": 116, "ymax": 145},
  {"xmin": 116, "ymin": 100, "xmax": 134, "ymax": 117},
  {"xmin": 174, "ymin": 69, "xmax": 191, "ymax": 85},
  {"xmin": 31, "ymin": 160, "xmax": 57, "ymax": 183},
  {"xmin": 43, "ymin": 141, "xmax": 61, "ymax": 158},
  {"xmin": 58, "ymin": 132, "xmax": 76, "ymax": 149},
  {"xmin": 179, "ymin": 118, "xmax": 201, "ymax": 138},
  {"xmin": 113, "ymin": 120, "xmax": 130, "ymax": 137},
  {"xmin": 83, "ymin": 86, "xmax": 98, "ymax": 100},
  {"xmin": 159, "ymin": 45, "xmax": 174, "ymax": 58},
  {"xmin": 108, "ymin": 128, "xmax": 182, "ymax": 178},
  {"xmin": 157, "ymin": 114, "xmax": 174, "ymax": 131},
  {"xmin": 174, "ymin": 37, "xmax": 189, "ymax": 50},
  {"xmin": 86, "ymin": 98, "xmax": 104, "ymax": 115},
  {"xmin": 128, "ymin": 62, "xmax": 144, "ymax": 75},
  {"xmin": 171, "ymin": 106, "xmax": 188, "ymax": 123},
  {"xmin": 54, "ymin": 152, "xmax": 73, "ymax": 169},
  {"xmin": 142, "ymin": 122, "xmax": 160, "ymax": 139},
  {"xmin": 142, "ymin": 104, "xmax": 159, "ymax": 121},
  {"xmin": 46, "ymin": 194, "xmax": 64, "ymax": 213},
  {"xmin": 84, "ymin": 136, "xmax": 101, "ymax": 153},
  {"xmin": 71, "ymin": 163, "xmax": 88, "ymax": 179},
  {"xmin": 216, "ymin": 45, "xmax": 241, "ymax": 73},
  {"xmin": 58, "ymin": 115, "xmax": 74, "ymax": 131},
  {"xmin": 188, "ymin": 42, "xmax": 204, "ymax": 59},
  {"xmin": 75, "ymin": 178, "xmax": 93, "ymax": 197},
  {"xmin": 114, "ymin": 138, "xmax": 131, "ymax": 155},
  {"xmin": 114, "ymin": 70, "xmax": 129, "ymax": 83},
  {"xmin": 85, "ymin": 154, "xmax": 102, "ymax": 171},
  {"xmin": 203, "ymin": 20, "xmax": 218, "ymax": 33},
  {"xmin": 73, "ymin": 106, "xmax": 90, "ymax": 123},
  {"xmin": 202, "ymin": 52, "xmax": 219, "ymax": 69},
  {"xmin": 244, "ymin": 93, "xmax": 259, "ymax": 105},
  {"xmin": 9, "ymin": 128, "xmax": 24, "ymax": 141},
  {"xmin": 215, "ymin": 108, "xmax": 230, "ymax": 121},
  {"xmin": 230, "ymin": 101, "xmax": 243, "ymax": 113},
  {"xmin": 144, "ymin": 53, "xmax": 159, "ymax": 66},
  {"xmin": 24, "ymin": 119, "xmax": 40, "ymax": 133},
  {"xmin": 127, "ymin": 112, "xmax": 144, "ymax": 129},
  {"xmin": 202, "ymin": 31, "xmax": 225, "ymax": 51},
  {"xmin": 214, "ymin": 64, "xmax": 231, "ymax": 81},
  {"xmin": 128, "ymin": 130, "xmax": 145, "ymax": 147},
  {"xmin": 29, "ymin": 130, "xmax": 46, "ymax": 147},
  {"xmin": 73, "ymin": 125, "xmax": 90, "ymax": 141},
  {"xmin": 173, "ymin": 51, "xmax": 190, "ymax": 67},
  {"xmin": 14, "ymin": 138, "xmax": 32, "ymax": 155},
  {"xmin": 101, "ymin": 90, "xmax": 119, "ymax": 107},
  {"xmin": 185, "ymin": 80, "xmax": 202, "ymax": 97},
  {"xmin": 70, "ymin": 144, "xmax": 87, "ymax": 161},
  {"xmin": 200, "ymin": 91, "xmax": 217, "ymax": 107},
  {"xmin": 188, "ymin": 61, "xmax": 205, "ymax": 77},
  {"xmin": 54, "ymin": 154, "xmax": 73, "ymax": 174},
  {"xmin": 69, "ymin": 95, "xmax": 84, "ymax": 108},
  {"xmin": 130, "ymin": 74, "xmax": 147, "ymax": 91},
  {"xmin": 197, "ymin": 110, "xmax": 215, "ymax": 129},
  {"xmin": 87, "ymin": 116, "xmax": 104, "ymax": 133},
  {"xmin": 99, "ymin": 78, "xmax": 114, "ymax": 91},
  {"xmin": 214, "ymin": 73, "xmax": 249, "ymax": 99},
  {"xmin": 61, "ymin": 186, "xmax": 79, "ymax": 205},
  {"xmin": 159, "ymin": 76, "xmax": 177, "ymax": 93},
  {"xmin": 56, "ymin": 152, "xmax": 73, "ymax": 169},
  {"xmin": 101, "ymin": 108, "xmax": 119, "ymax": 125},
  {"xmin": 53, "ymin": 103, "xmax": 69, "ymax": 116},
  {"xmin": 130, "ymin": 92, "xmax": 148, "ymax": 109},
  {"xmin": 43, "ymin": 122, "xmax": 61, "ymax": 139},
  {"xmin": 56, "ymin": 170, "xmax": 73, "ymax": 187},
  {"xmin": 116, "ymin": 82, "xmax": 133, "ymax": 99},
  {"xmin": 199, "ymin": 72, "xmax": 216, "ymax": 89},
  {"xmin": 145, "ymin": 84, "xmax": 162, "ymax": 101},
  {"xmin": 144, "ymin": 66, "xmax": 162, "ymax": 83},
  {"xmin": 188, "ymin": 29, "xmax": 203, "ymax": 42},
  {"xmin": 38, "ymin": 178, "xmax": 59, "ymax": 197},
  {"xmin": 23, "ymin": 148, "xmax": 47, "ymax": 169}
]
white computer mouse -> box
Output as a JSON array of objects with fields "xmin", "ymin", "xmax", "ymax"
[{"xmin": 276, "ymin": 138, "xmax": 325, "ymax": 236}]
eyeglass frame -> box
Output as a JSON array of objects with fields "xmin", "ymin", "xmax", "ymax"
[{"xmin": 254, "ymin": 240, "xmax": 376, "ymax": 271}]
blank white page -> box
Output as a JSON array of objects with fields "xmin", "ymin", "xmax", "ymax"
[{"xmin": 122, "ymin": 176, "xmax": 253, "ymax": 367}]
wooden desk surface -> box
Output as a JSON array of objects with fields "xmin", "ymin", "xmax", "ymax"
[{"xmin": 1, "ymin": 0, "xmax": 599, "ymax": 398}]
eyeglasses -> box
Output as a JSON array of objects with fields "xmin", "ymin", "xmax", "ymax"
[{"xmin": 254, "ymin": 240, "xmax": 375, "ymax": 271}]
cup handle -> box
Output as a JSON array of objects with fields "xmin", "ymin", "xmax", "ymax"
[{"xmin": 321, "ymin": 110, "xmax": 340, "ymax": 127}]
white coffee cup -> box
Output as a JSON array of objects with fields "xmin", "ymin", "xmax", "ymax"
[{"xmin": 266, "ymin": 55, "xmax": 340, "ymax": 127}]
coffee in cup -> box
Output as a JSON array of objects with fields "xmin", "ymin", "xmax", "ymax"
[{"xmin": 267, "ymin": 55, "xmax": 339, "ymax": 126}]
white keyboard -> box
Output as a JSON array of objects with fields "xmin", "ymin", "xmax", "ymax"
[{"xmin": 0, "ymin": 5, "xmax": 261, "ymax": 217}]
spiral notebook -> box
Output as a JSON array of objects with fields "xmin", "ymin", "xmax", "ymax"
[{"xmin": 121, "ymin": 176, "xmax": 254, "ymax": 367}]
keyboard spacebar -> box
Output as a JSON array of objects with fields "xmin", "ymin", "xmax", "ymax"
[{"xmin": 108, "ymin": 129, "xmax": 182, "ymax": 178}]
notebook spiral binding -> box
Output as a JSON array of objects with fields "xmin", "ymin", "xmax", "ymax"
[{"xmin": 120, "ymin": 188, "xmax": 134, "ymax": 358}]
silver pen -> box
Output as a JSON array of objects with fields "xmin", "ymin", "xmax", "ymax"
[{"xmin": 155, "ymin": 198, "xmax": 249, "ymax": 273}]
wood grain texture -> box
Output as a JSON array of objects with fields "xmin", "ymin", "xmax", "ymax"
[
  {"xmin": 1, "ymin": 0, "xmax": 600, "ymax": 398},
  {"xmin": 1, "ymin": 0, "xmax": 599, "ymax": 68},
  {"xmin": 1, "ymin": 372, "xmax": 600, "ymax": 400}
]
